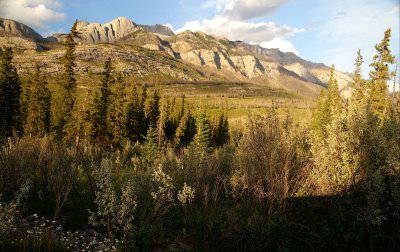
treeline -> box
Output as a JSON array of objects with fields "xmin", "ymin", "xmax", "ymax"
[
  {"xmin": 0, "ymin": 22, "xmax": 229, "ymax": 150},
  {"xmin": 0, "ymin": 23, "xmax": 399, "ymax": 251}
]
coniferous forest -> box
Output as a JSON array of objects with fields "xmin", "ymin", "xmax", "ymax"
[{"xmin": 0, "ymin": 22, "xmax": 400, "ymax": 251}]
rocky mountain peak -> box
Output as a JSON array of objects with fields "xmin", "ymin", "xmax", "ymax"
[
  {"xmin": 0, "ymin": 18, "xmax": 43, "ymax": 42},
  {"xmin": 75, "ymin": 20, "xmax": 90, "ymax": 30},
  {"xmin": 75, "ymin": 17, "xmax": 139, "ymax": 43},
  {"xmin": 140, "ymin": 24, "xmax": 175, "ymax": 36}
]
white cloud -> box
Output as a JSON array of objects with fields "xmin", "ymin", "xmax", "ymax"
[
  {"xmin": 177, "ymin": 16, "xmax": 302, "ymax": 43},
  {"xmin": 178, "ymin": 0, "xmax": 301, "ymax": 54},
  {"xmin": 0, "ymin": 0, "xmax": 66, "ymax": 31},
  {"xmin": 162, "ymin": 23, "xmax": 174, "ymax": 31},
  {"xmin": 204, "ymin": 0, "xmax": 289, "ymax": 20},
  {"xmin": 260, "ymin": 38, "xmax": 299, "ymax": 55}
]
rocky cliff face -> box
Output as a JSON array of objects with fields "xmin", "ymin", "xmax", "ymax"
[
  {"xmin": 75, "ymin": 17, "xmax": 140, "ymax": 43},
  {"xmin": 140, "ymin": 24, "xmax": 175, "ymax": 36},
  {"xmin": 1, "ymin": 17, "xmax": 352, "ymax": 99},
  {"xmin": 0, "ymin": 18, "xmax": 43, "ymax": 42},
  {"xmin": 49, "ymin": 18, "xmax": 175, "ymax": 44}
]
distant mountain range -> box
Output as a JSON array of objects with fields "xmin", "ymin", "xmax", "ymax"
[{"xmin": 0, "ymin": 17, "xmax": 353, "ymax": 99}]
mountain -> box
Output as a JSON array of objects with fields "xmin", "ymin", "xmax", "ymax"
[
  {"xmin": 0, "ymin": 18, "xmax": 43, "ymax": 41},
  {"xmin": 0, "ymin": 18, "xmax": 46, "ymax": 51},
  {"xmin": 48, "ymin": 18, "xmax": 175, "ymax": 44},
  {"xmin": 0, "ymin": 17, "xmax": 353, "ymax": 99},
  {"xmin": 140, "ymin": 24, "xmax": 175, "ymax": 36}
]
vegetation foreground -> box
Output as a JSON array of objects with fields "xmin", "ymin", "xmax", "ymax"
[{"xmin": 0, "ymin": 23, "xmax": 399, "ymax": 251}]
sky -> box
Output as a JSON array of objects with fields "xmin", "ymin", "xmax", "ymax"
[{"xmin": 0, "ymin": 0, "xmax": 399, "ymax": 76}]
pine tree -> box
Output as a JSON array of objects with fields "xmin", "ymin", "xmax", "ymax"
[
  {"xmin": 20, "ymin": 74, "xmax": 32, "ymax": 128},
  {"xmin": 352, "ymin": 50, "xmax": 366, "ymax": 102},
  {"xmin": 212, "ymin": 112, "xmax": 229, "ymax": 147},
  {"xmin": 86, "ymin": 58, "xmax": 113, "ymax": 144},
  {"xmin": 156, "ymin": 98, "xmax": 167, "ymax": 148},
  {"xmin": 165, "ymin": 98, "xmax": 179, "ymax": 141},
  {"xmin": 123, "ymin": 82, "xmax": 144, "ymax": 142},
  {"xmin": 174, "ymin": 107, "xmax": 196, "ymax": 147},
  {"xmin": 53, "ymin": 21, "xmax": 79, "ymax": 140},
  {"xmin": 0, "ymin": 47, "xmax": 21, "ymax": 137},
  {"xmin": 142, "ymin": 125, "xmax": 159, "ymax": 165},
  {"xmin": 193, "ymin": 111, "xmax": 212, "ymax": 155},
  {"xmin": 311, "ymin": 65, "xmax": 343, "ymax": 137},
  {"xmin": 24, "ymin": 65, "xmax": 51, "ymax": 137},
  {"xmin": 369, "ymin": 28, "xmax": 395, "ymax": 120},
  {"xmin": 108, "ymin": 75, "xmax": 126, "ymax": 146},
  {"xmin": 140, "ymin": 85, "xmax": 148, "ymax": 138},
  {"xmin": 147, "ymin": 89, "xmax": 160, "ymax": 127},
  {"xmin": 326, "ymin": 65, "xmax": 343, "ymax": 115}
]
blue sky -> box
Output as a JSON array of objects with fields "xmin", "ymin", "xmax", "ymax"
[{"xmin": 0, "ymin": 0, "xmax": 399, "ymax": 76}]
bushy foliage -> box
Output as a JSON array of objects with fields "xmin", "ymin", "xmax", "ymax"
[
  {"xmin": 231, "ymin": 111, "xmax": 310, "ymax": 218},
  {"xmin": 89, "ymin": 158, "xmax": 137, "ymax": 241},
  {"xmin": 0, "ymin": 27, "xmax": 399, "ymax": 251}
]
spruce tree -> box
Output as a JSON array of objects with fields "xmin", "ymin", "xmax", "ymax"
[
  {"xmin": 53, "ymin": 21, "xmax": 78, "ymax": 140},
  {"xmin": 212, "ymin": 112, "xmax": 229, "ymax": 147},
  {"xmin": 352, "ymin": 50, "xmax": 365, "ymax": 101},
  {"xmin": 311, "ymin": 65, "xmax": 343, "ymax": 137},
  {"xmin": 24, "ymin": 65, "xmax": 51, "ymax": 137},
  {"xmin": 20, "ymin": 74, "xmax": 32, "ymax": 129},
  {"xmin": 0, "ymin": 47, "xmax": 21, "ymax": 137},
  {"xmin": 140, "ymin": 85, "xmax": 148, "ymax": 138},
  {"xmin": 142, "ymin": 125, "xmax": 159, "ymax": 165},
  {"xmin": 108, "ymin": 75, "xmax": 126, "ymax": 146},
  {"xmin": 165, "ymin": 98, "xmax": 178, "ymax": 141},
  {"xmin": 326, "ymin": 64, "xmax": 343, "ymax": 115},
  {"xmin": 147, "ymin": 89, "xmax": 160, "ymax": 127},
  {"xmin": 369, "ymin": 28, "xmax": 395, "ymax": 120},
  {"xmin": 86, "ymin": 58, "xmax": 113, "ymax": 144},
  {"xmin": 123, "ymin": 82, "xmax": 144, "ymax": 142},
  {"xmin": 194, "ymin": 111, "xmax": 212, "ymax": 155},
  {"xmin": 174, "ymin": 107, "xmax": 196, "ymax": 147},
  {"xmin": 156, "ymin": 98, "xmax": 167, "ymax": 148}
]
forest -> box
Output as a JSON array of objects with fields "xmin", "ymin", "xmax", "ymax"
[{"xmin": 0, "ymin": 22, "xmax": 399, "ymax": 251}]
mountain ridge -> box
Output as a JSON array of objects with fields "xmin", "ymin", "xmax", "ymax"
[{"xmin": 0, "ymin": 17, "xmax": 353, "ymax": 99}]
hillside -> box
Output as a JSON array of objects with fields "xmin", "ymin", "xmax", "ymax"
[{"xmin": 0, "ymin": 17, "xmax": 353, "ymax": 99}]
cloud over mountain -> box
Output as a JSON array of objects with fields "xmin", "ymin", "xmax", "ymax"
[
  {"xmin": 176, "ymin": 0, "xmax": 301, "ymax": 55},
  {"xmin": 205, "ymin": 0, "xmax": 289, "ymax": 20},
  {"xmin": 0, "ymin": 0, "xmax": 66, "ymax": 31}
]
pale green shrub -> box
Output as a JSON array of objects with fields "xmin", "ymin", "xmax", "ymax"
[{"xmin": 89, "ymin": 159, "xmax": 137, "ymax": 241}]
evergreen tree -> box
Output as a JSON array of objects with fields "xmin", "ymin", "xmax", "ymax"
[
  {"xmin": 53, "ymin": 21, "xmax": 79, "ymax": 140},
  {"xmin": 369, "ymin": 28, "xmax": 395, "ymax": 119},
  {"xmin": 193, "ymin": 111, "xmax": 212, "ymax": 155},
  {"xmin": 123, "ymin": 82, "xmax": 144, "ymax": 142},
  {"xmin": 142, "ymin": 125, "xmax": 159, "ymax": 165},
  {"xmin": 108, "ymin": 75, "xmax": 126, "ymax": 146},
  {"xmin": 165, "ymin": 98, "xmax": 179, "ymax": 141},
  {"xmin": 24, "ymin": 65, "xmax": 51, "ymax": 137},
  {"xmin": 174, "ymin": 107, "xmax": 196, "ymax": 147},
  {"xmin": 86, "ymin": 58, "xmax": 113, "ymax": 144},
  {"xmin": 311, "ymin": 65, "xmax": 343, "ymax": 137},
  {"xmin": 140, "ymin": 85, "xmax": 148, "ymax": 138},
  {"xmin": 156, "ymin": 98, "xmax": 167, "ymax": 148},
  {"xmin": 147, "ymin": 89, "xmax": 160, "ymax": 127},
  {"xmin": 20, "ymin": 74, "xmax": 32, "ymax": 128},
  {"xmin": 0, "ymin": 47, "xmax": 21, "ymax": 137},
  {"xmin": 352, "ymin": 50, "xmax": 366, "ymax": 102},
  {"xmin": 212, "ymin": 112, "xmax": 229, "ymax": 147},
  {"xmin": 326, "ymin": 65, "xmax": 343, "ymax": 115}
]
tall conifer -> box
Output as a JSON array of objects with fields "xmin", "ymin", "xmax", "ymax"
[
  {"xmin": 53, "ymin": 21, "xmax": 79, "ymax": 140},
  {"xmin": 25, "ymin": 65, "xmax": 51, "ymax": 136},
  {"xmin": 0, "ymin": 47, "xmax": 21, "ymax": 137},
  {"xmin": 369, "ymin": 28, "xmax": 395, "ymax": 119}
]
